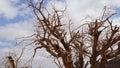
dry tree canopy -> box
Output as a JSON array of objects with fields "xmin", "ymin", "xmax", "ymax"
[{"xmin": 23, "ymin": 0, "xmax": 120, "ymax": 68}]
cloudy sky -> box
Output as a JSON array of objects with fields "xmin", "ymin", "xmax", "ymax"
[{"xmin": 0, "ymin": 0, "xmax": 120, "ymax": 68}]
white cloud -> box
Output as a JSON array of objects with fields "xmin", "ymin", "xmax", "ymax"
[
  {"xmin": 0, "ymin": 41, "xmax": 12, "ymax": 46},
  {"xmin": 10, "ymin": 0, "xmax": 19, "ymax": 3},
  {"xmin": 0, "ymin": 19, "xmax": 34, "ymax": 40},
  {"xmin": 45, "ymin": 0, "xmax": 120, "ymax": 26},
  {"xmin": 22, "ymin": 49, "xmax": 57, "ymax": 68},
  {"xmin": 0, "ymin": 0, "xmax": 18, "ymax": 19},
  {"xmin": 0, "ymin": 0, "xmax": 32, "ymax": 19},
  {"xmin": 110, "ymin": 0, "xmax": 120, "ymax": 8},
  {"xmin": 66, "ymin": 0, "xmax": 115, "ymax": 24},
  {"xmin": 18, "ymin": 4, "xmax": 32, "ymax": 16}
]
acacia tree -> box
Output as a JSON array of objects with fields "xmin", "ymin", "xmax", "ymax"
[{"xmin": 26, "ymin": 0, "xmax": 120, "ymax": 68}]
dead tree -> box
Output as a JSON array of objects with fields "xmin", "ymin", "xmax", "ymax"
[
  {"xmin": 7, "ymin": 56, "xmax": 15, "ymax": 68},
  {"xmin": 27, "ymin": 0, "xmax": 88, "ymax": 68},
  {"xmin": 87, "ymin": 14, "xmax": 120, "ymax": 68},
  {"xmin": 26, "ymin": 0, "xmax": 120, "ymax": 68},
  {"xmin": 3, "ymin": 46, "xmax": 27, "ymax": 68}
]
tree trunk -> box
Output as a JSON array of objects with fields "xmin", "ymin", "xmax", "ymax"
[
  {"xmin": 90, "ymin": 53, "xmax": 97, "ymax": 68},
  {"xmin": 74, "ymin": 54, "xmax": 84, "ymax": 68},
  {"xmin": 62, "ymin": 53, "xmax": 74, "ymax": 68},
  {"xmin": 98, "ymin": 56, "xmax": 107, "ymax": 68},
  {"xmin": 8, "ymin": 56, "xmax": 15, "ymax": 68}
]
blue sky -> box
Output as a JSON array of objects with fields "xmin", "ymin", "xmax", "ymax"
[
  {"xmin": 0, "ymin": 0, "xmax": 120, "ymax": 68},
  {"xmin": 0, "ymin": 0, "xmax": 33, "ymax": 26},
  {"xmin": 0, "ymin": 0, "xmax": 34, "ymax": 49}
]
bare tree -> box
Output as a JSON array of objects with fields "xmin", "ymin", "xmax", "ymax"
[
  {"xmin": 25, "ymin": 0, "xmax": 120, "ymax": 68},
  {"xmin": 1, "ymin": 46, "xmax": 29, "ymax": 68},
  {"xmin": 7, "ymin": 56, "xmax": 15, "ymax": 68}
]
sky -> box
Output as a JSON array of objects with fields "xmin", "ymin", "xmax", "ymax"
[{"xmin": 0, "ymin": 0, "xmax": 120, "ymax": 68}]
